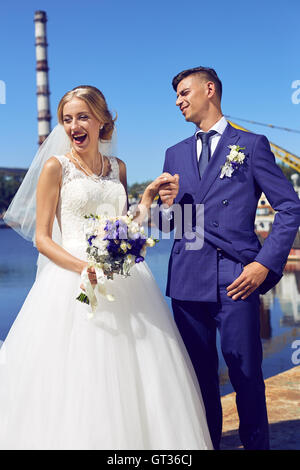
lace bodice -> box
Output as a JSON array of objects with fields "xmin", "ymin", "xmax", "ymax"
[{"xmin": 53, "ymin": 155, "xmax": 127, "ymax": 253}]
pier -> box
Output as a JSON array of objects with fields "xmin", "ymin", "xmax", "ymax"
[{"xmin": 221, "ymin": 365, "xmax": 300, "ymax": 450}]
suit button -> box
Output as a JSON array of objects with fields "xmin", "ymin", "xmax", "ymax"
[
  {"xmin": 212, "ymin": 221, "xmax": 219, "ymax": 228},
  {"xmin": 222, "ymin": 199, "xmax": 229, "ymax": 206}
]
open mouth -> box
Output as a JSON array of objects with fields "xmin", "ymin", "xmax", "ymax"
[{"xmin": 72, "ymin": 133, "xmax": 87, "ymax": 144}]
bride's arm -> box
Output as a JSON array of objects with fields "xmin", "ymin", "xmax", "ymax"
[
  {"xmin": 35, "ymin": 157, "xmax": 87, "ymax": 274},
  {"xmin": 117, "ymin": 157, "xmax": 176, "ymax": 223}
]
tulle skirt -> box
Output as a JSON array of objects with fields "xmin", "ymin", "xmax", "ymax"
[{"xmin": 0, "ymin": 254, "xmax": 212, "ymax": 450}]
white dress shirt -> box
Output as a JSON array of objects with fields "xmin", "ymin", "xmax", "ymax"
[{"xmin": 195, "ymin": 115, "xmax": 228, "ymax": 161}]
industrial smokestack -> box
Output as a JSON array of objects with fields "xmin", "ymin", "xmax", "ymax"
[{"xmin": 34, "ymin": 11, "xmax": 51, "ymax": 145}]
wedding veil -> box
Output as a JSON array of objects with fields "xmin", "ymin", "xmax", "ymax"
[{"xmin": 4, "ymin": 123, "xmax": 117, "ymax": 276}]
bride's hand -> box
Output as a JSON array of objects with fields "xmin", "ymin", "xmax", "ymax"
[
  {"xmin": 141, "ymin": 173, "xmax": 177, "ymax": 207},
  {"xmin": 80, "ymin": 265, "xmax": 97, "ymax": 291},
  {"xmin": 132, "ymin": 173, "xmax": 178, "ymax": 225}
]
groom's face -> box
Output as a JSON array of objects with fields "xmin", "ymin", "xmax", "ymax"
[{"xmin": 176, "ymin": 75, "xmax": 209, "ymax": 125}]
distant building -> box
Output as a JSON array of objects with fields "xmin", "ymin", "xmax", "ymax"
[{"xmin": 255, "ymin": 193, "xmax": 275, "ymax": 235}]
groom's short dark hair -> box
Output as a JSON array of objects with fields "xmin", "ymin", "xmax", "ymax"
[{"xmin": 172, "ymin": 66, "xmax": 222, "ymax": 100}]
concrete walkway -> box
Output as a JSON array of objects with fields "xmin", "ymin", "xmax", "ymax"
[{"xmin": 220, "ymin": 365, "xmax": 300, "ymax": 450}]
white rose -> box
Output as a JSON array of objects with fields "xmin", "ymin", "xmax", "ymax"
[
  {"xmin": 237, "ymin": 152, "xmax": 245, "ymax": 162},
  {"xmin": 146, "ymin": 238, "xmax": 155, "ymax": 247},
  {"xmin": 93, "ymin": 238, "xmax": 108, "ymax": 252},
  {"xmin": 228, "ymin": 150, "xmax": 238, "ymax": 161}
]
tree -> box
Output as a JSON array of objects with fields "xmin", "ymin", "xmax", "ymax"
[
  {"xmin": 0, "ymin": 175, "xmax": 24, "ymax": 212},
  {"xmin": 128, "ymin": 181, "xmax": 152, "ymax": 199}
]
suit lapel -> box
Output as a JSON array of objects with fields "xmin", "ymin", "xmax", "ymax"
[
  {"xmin": 196, "ymin": 123, "xmax": 240, "ymax": 202},
  {"xmin": 182, "ymin": 135, "xmax": 200, "ymax": 189}
]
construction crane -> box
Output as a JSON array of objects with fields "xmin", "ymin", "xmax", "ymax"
[{"xmin": 228, "ymin": 120, "xmax": 300, "ymax": 173}]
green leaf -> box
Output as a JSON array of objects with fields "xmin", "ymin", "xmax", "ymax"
[{"xmin": 76, "ymin": 293, "xmax": 90, "ymax": 305}]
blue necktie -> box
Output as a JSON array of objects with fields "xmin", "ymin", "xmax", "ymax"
[{"xmin": 197, "ymin": 130, "xmax": 217, "ymax": 178}]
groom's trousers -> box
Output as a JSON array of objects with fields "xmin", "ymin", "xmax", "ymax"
[{"xmin": 171, "ymin": 249, "xmax": 270, "ymax": 450}]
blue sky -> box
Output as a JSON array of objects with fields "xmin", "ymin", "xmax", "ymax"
[{"xmin": 0, "ymin": 0, "xmax": 299, "ymax": 184}]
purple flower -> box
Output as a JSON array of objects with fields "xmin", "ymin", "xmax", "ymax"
[
  {"xmin": 104, "ymin": 220, "xmax": 114, "ymax": 233},
  {"xmin": 104, "ymin": 219, "xmax": 128, "ymax": 240},
  {"xmin": 118, "ymin": 221, "xmax": 128, "ymax": 240},
  {"xmin": 135, "ymin": 256, "xmax": 144, "ymax": 263},
  {"xmin": 128, "ymin": 236, "xmax": 146, "ymax": 257},
  {"xmin": 87, "ymin": 235, "xmax": 97, "ymax": 246},
  {"xmin": 106, "ymin": 240, "xmax": 120, "ymax": 254}
]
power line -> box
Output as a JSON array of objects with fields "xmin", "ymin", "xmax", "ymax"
[{"xmin": 225, "ymin": 115, "xmax": 300, "ymax": 134}]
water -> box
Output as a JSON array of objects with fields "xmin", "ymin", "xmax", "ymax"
[{"xmin": 1, "ymin": 227, "xmax": 299, "ymax": 396}]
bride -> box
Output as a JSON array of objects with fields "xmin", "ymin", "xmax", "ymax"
[{"xmin": 0, "ymin": 85, "xmax": 213, "ymax": 450}]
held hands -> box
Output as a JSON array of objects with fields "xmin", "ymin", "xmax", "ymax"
[
  {"xmin": 158, "ymin": 173, "xmax": 179, "ymax": 207},
  {"xmin": 134, "ymin": 173, "xmax": 179, "ymax": 225},
  {"xmin": 139, "ymin": 172, "xmax": 179, "ymax": 211},
  {"xmin": 226, "ymin": 261, "xmax": 269, "ymax": 300}
]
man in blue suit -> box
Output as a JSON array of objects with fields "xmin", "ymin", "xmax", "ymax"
[{"xmin": 157, "ymin": 66, "xmax": 300, "ymax": 450}]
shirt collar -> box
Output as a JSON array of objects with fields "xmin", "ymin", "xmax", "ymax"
[{"xmin": 195, "ymin": 115, "xmax": 228, "ymax": 138}]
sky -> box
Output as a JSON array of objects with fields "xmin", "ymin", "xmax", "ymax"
[{"xmin": 0, "ymin": 0, "xmax": 299, "ymax": 184}]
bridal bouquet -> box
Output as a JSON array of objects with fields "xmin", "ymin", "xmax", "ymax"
[{"xmin": 77, "ymin": 212, "xmax": 158, "ymax": 315}]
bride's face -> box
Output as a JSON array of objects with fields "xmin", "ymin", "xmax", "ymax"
[{"xmin": 62, "ymin": 97, "xmax": 102, "ymax": 154}]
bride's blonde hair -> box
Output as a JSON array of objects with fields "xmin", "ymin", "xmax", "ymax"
[{"xmin": 57, "ymin": 85, "xmax": 116, "ymax": 141}]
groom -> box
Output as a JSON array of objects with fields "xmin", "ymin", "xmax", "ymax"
[{"xmin": 156, "ymin": 66, "xmax": 300, "ymax": 450}]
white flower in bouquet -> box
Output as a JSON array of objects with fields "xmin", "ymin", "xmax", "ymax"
[
  {"xmin": 146, "ymin": 237, "xmax": 156, "ymax": 248},
  {"xmin": 77, "ymin": 212, "xmax": 159, "ymax": 315}
]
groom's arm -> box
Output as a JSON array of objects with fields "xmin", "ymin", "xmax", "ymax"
[
  {"xmin": 227, "ymin": 135, "xmax": 300, "ymax": 301},
  {"xmin": 252, "ymin": 135, "xmax": 300, "ymax": 275},
  {"xmin": 153, "ymin": 149, "xmax": 177, "ymax": 233}
]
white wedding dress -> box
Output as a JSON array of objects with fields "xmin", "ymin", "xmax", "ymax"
[{"xmin": 0, "ymin": 155, "xmax": 212, "ymax": 450}]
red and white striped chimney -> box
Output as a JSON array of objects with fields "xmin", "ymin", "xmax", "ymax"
[{"xmin": 34, "ymin": 11, "xmax": 51, "ymax": 145}]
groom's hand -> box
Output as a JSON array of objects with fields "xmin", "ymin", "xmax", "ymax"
[
  {"xmin": 159, "ymin": 173, "xmax": 179, "ymax": 207},
  {"xmin": 226, "ymin": 261, "xmax": 269, "ymax": 300}
]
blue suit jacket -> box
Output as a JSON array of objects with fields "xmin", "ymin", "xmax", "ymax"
[{"xmin": 159, "ymin": 123, "xmax": 300, "ymax": 302}]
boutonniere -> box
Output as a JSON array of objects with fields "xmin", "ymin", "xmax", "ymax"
[{"xmin": 220, "ymin": 145, "xmax": 246, "ymax": 179}]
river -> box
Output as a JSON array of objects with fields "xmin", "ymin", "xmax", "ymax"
[{"xmin": 0, "ymin": 227, "xmax": 299, "ymax": 396}]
